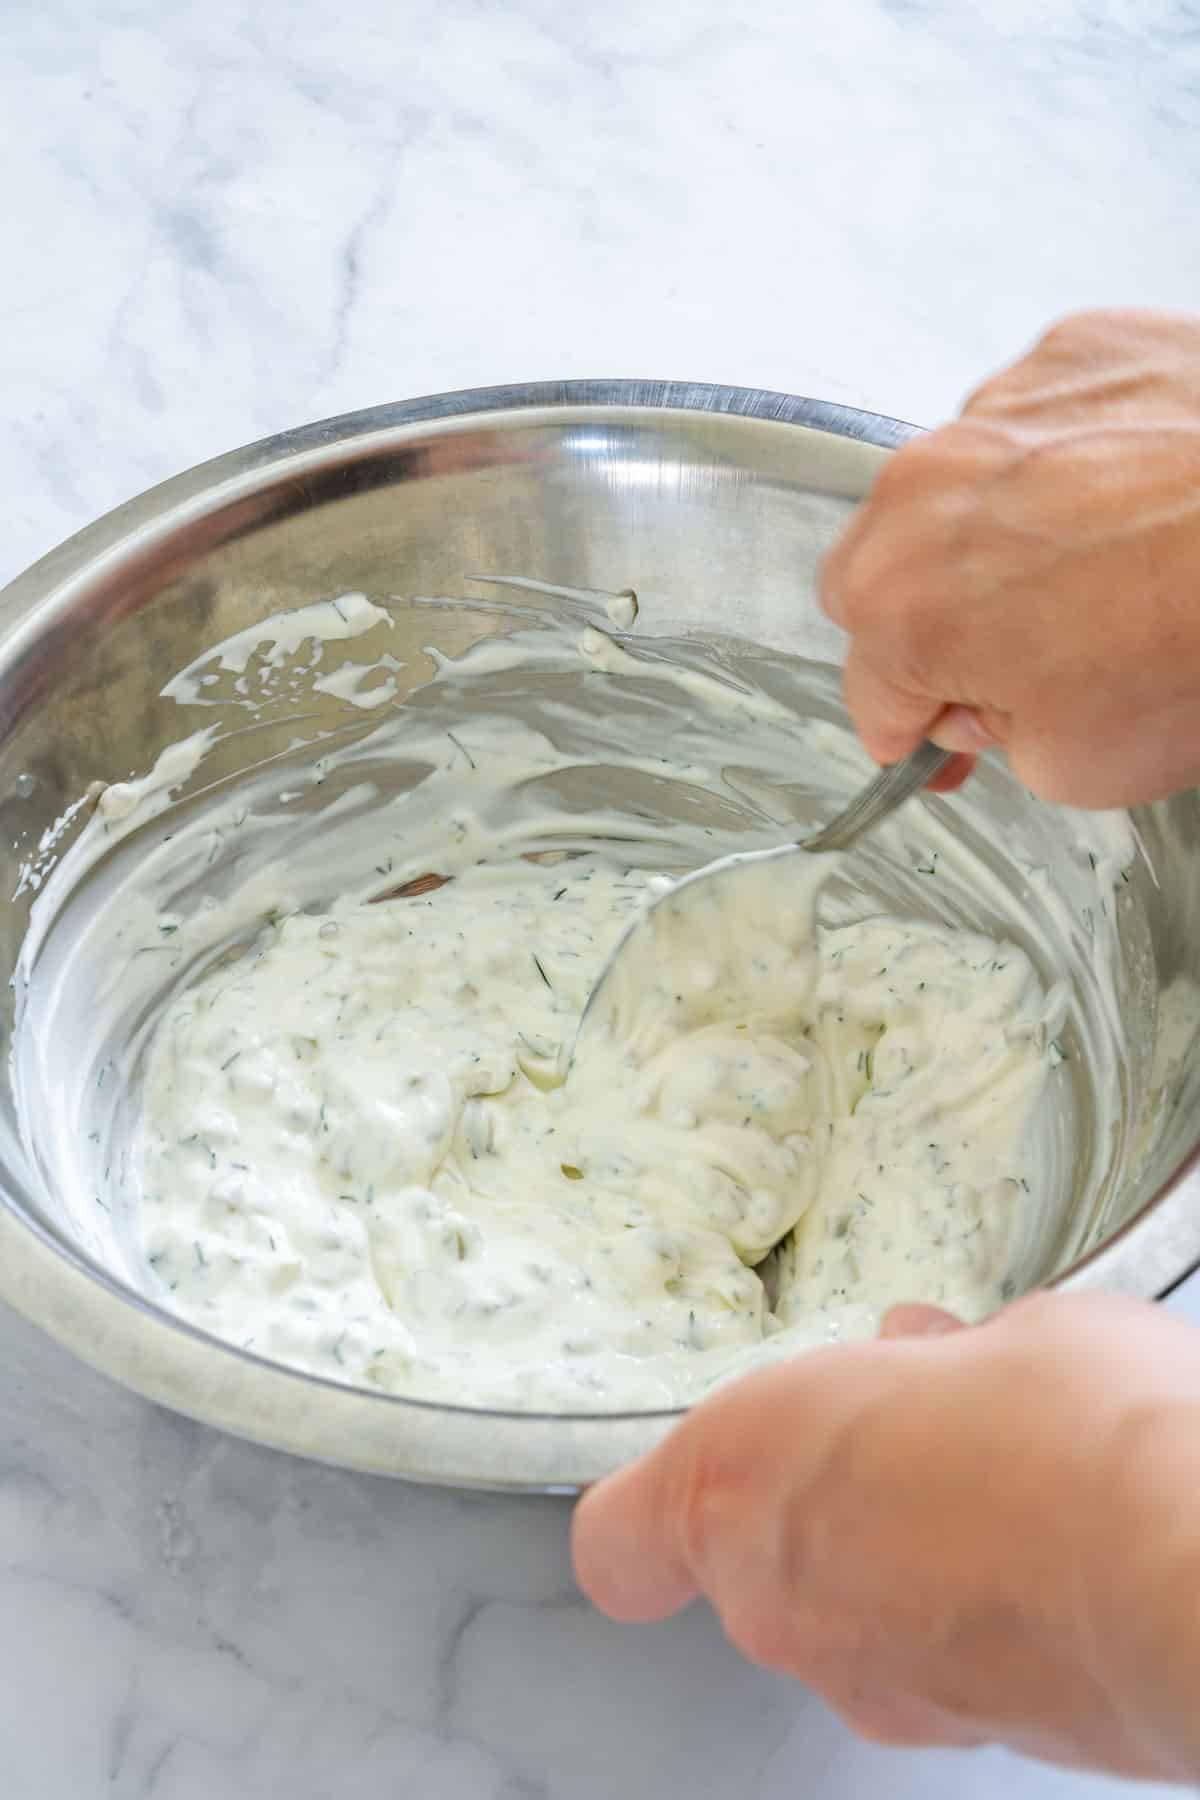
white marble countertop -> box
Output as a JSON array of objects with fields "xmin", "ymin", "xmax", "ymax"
[{"xmin": 3, "ymin": 2, "xmax": 1200, "ymax": 1794}]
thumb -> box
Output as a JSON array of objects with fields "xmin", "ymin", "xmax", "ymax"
[
  {"xmin": 572, "ymin": 1440, "xmax": 700, "ymax": 1623},
  {"xmin": 929, "ymin": 703, "xmax": 1004, "ymax": 756},
  {"xmin": 573, "ymin": 1356, "xmax": 820, "ymax": 1622}
]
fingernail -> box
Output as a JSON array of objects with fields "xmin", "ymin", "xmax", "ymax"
[
  {"xmin": 880, "ymin": 1303, "xmax": 966, "ymax": 1339},
  {"xmin": 929, "ymin": 706, "xmax": 998, "ymax": 753}
]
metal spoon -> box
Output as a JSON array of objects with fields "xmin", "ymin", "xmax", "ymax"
[
  {"xmin": 574, "ymin": 740, "xmax": 953, "ymax": 1059},
  {"xmin": 784, "ymin": 739, "xmax": 953, "ymax": 855}
]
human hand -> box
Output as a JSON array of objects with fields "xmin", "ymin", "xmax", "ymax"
[
  {"xmin": 572, "ymin": 1293, "xmax": 1200, "ymax": 1781},
  {"xmin": 820, "ymin": 309, "xmax": 1200, "ymax": 807}
]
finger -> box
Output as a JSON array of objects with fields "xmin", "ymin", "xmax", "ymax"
[
  {"xmin": 819, "ymin": 504, "xmax": 876, "ymax": 627},
  {"xmin": 820, "ymin": 429, "xmax": 961, "ymax": 627},
  {"xmin": 880, "ymin": 1304, "xmax": 967, "ymax": 1339},
  {"xmin": 842, "ymin": 647, "xmax": 941, "ymax": 766},
  {"xmin": 572, "ymin": 1448, "xmax": 700, "ymax": 1623},
  {"xmin": 925, "ymin": 752, "xmax": 976, "ymax": 793},
  {"xmin": 574, "ymin": 1355, "xmax": 831, "ymax": 1623},
  {"xmin": 928, "ymin": 704, "xmax": 1004, "ymax": 755}
]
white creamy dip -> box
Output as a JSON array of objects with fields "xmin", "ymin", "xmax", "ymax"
[
  {"xmin": 129, "ymin": 841, "xmax": 1051, "ymax": 1408},
  {"xmin": 12, "ymin": 592, "xmax": 1141, "ymax": 1412}
]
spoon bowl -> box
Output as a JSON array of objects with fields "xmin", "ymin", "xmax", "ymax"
[{"xmin": 575, "ymin": 741, "xmax": 953, "ymax": 1060}]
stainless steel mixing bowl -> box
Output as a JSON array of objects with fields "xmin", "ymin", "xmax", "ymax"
[{"xmin": 2, "ymin": 381, "xmax": 1199, "ymax": 1491}]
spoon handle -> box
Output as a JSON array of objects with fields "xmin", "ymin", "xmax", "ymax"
[{"xmin": 801, "ymin": 741, "xmax": 954, "ymax": 854}]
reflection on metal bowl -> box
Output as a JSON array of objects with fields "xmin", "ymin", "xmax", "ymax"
[{"xmin": 0, "ymin": 382, "xmax": 1198, "ymax": 1491}]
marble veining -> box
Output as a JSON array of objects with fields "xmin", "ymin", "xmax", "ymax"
[{"xmin": 2, "ymin": 0, "xmax": 1200, "ymax": 1794}]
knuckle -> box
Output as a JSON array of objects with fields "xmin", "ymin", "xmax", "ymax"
[
  {"xmin": 825, "ymin": 547, "xmax": 877, "ymax": 637},
  {"xmin": 721, "ymin": 1598, "xmax": 798, "ymax": 1673},
  {"xmin": 830, "ymin": 563, "xmax": 874, "ymax": 638},
  {"xmin": 842, "ymin": 1704, "xmax": 937, "ymax": 1749},
  {"xmin": 868, "ymin": 430, "xmax": 941, "ymax": 498},
  {"xmin": 673, "ymin": 1436, "xmax": 748, "ymax": 1581},
  {"xmin": 835, "ymin": 437, "xmax": 990, "ymax": 675},
  {"xmin": 1034, "ymin": 308, "xmax": 1155, "ymax": 381},
  {"xmin": 1033, "ymin": 307, "xmax": 1128, "ymax": 359},
  {"xmin": 962, "ymin": 366, "xmax": 1021, "ymax": 415},
  {"xmin": 963, "ymin": 362, "xmax": 1045, "ymax": 418},
  {"xmin": 1035, "ymin": 308, "xmax": 1094, "ymax": 350},
  {"xmin": 966, "ymin": 310, "xmax": 1120, "ymax": 410},
  {"xmin": 817, "ymin": 540, "xmax": 854, "ymax": 623},
  {"xmin": 869, "ymin": 421, "xmax": 996, "ymax": 508},
  {"xmin": 836, "ymin": 530, "xmax": 936, "ymax": 646}
]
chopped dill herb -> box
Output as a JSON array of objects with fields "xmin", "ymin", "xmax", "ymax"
[{"xmin": 532, "ymin": 953, "xmax": 553, "ymax": 989}]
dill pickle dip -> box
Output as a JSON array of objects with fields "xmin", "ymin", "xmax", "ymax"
[{"xmin": 16, "ymin": 595, "xmax": 1134, "ymax": 1411}]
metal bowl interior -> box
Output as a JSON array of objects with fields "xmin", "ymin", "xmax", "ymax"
[{"xmin": 2, "ymin": 381, "xmax": 1200, "ymax": 1492}]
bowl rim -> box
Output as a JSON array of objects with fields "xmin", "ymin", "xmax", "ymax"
[
  {"xmin": 1, "ymin": 380, "xmax": 918, "ymax": 631},
  {"xmin": 3, "ymin": 378, "xmax": 1199, "ymax": 1484}
]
